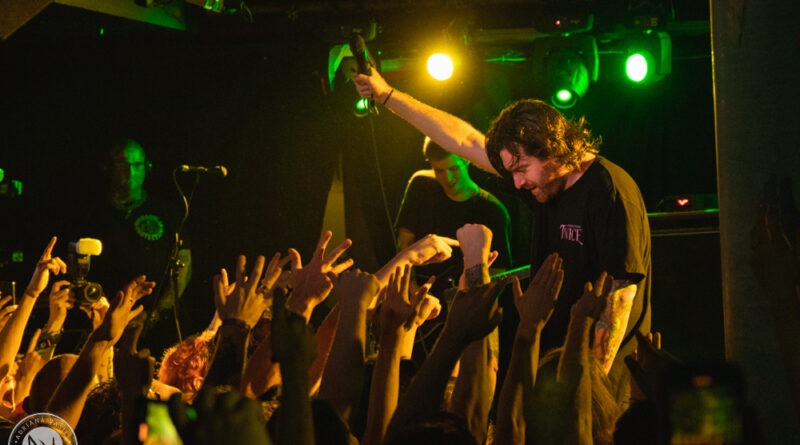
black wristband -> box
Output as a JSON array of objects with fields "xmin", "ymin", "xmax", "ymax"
[{"xmin": 382, "ymin": 88, "xmax": 395, "ymax": 106}]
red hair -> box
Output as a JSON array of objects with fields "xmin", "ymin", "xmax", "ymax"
[{"xmin": 157, "ymin": 335, "xmax": 212, "ymax": 396}]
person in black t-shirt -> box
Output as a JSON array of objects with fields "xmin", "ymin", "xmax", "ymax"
[
  {"xmin": 395, "ymin": 137, "xmax": 513, "ymax": 295},
  {"xmin": 68, "ymin": 139, "xmax": 192, "ymax": 358},
  {"xmin": 394, "ymin": 138, "xmax": 512, "ymax": 366},
  {"xmin": 355, "ymin": 71, "xmax": 650, "ymax": 410}
]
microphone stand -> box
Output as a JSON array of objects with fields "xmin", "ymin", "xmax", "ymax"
[{"xmin": 143, "ymin": 167, "xmax": 198, "ymax": 343}]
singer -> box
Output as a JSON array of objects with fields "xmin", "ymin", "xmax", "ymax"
[{"xmin": 68, "ymin": 138, "xmax": 193, "ymax": 358}]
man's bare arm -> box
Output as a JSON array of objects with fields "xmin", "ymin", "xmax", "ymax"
[{"xmin": 354, "ymin": 71, "xmax": 497, "ymax": 175}]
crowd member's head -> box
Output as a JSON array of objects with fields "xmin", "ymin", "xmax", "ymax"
[
  {"xmin": 423, "ymin": 137, "xmax": 476, "ymax": 201},
  {"xmin": 74, "ymin": 379, "xmax": 122, "ymax": 445},
  {"xmin": 530, "ymin": 348, "xmax": 620, "ymax": 445},
  {"xmin": 157, "ymin": 334, "xmax": 213, "ymax": 401},
  {"xmin": 103, "ymin": 138, "xmax": 150, "ymax": 203},
  {"xmin": 485, "ymin": 99, "xmax": 601, "ymax": 202}
]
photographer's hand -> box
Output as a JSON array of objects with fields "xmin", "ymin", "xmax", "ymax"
[
  {"xmin": 79, "ymin": 296, "xmax": 111, "ymax": 331},
  {"xmin": 44, "ymin": 280, "xmax": 74, "ymax": 336}
]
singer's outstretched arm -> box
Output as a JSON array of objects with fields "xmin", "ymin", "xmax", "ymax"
[{"xmin": 353, "ymin": 71, "xmax": 498, "ymax": 176}]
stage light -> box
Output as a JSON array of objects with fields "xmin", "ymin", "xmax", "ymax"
[
  {"xmin": 553, "ymin": 88, "xmax": 578, "ymax": 109},
  {"xmin": 625, "ymin": 53, "xmax": 649, "ymax": 82},
  {"xmin": 549, "ymin": 49, "xmax": 591, "ymax": 109},
  {"xmin": 623, "ymin": 31, "xmax": 672, "ymax": 84},
  {"xmin": 427, "ymin": 53, "xmax": 455, "ymax": 81},
  {"xmin": 531, "ymin": 36, "xmax": 598, "ymax": 109},
  {"xmin": 354, "ymin": 98, "xmax": 371, "ymax": 118}
]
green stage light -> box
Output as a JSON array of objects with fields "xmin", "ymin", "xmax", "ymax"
[
  {"xmin": 354, "ymin": 98, "xmax": 371, "ymax": 117},
  {"xmin": 547, "ymin": 50, "xmax": 590, "ymax": 110},
  {"xmin": 623, "ymin": 32, "xmax": 671, "ymax": 84},
  {"xmin": 553, "ymin": 89, "xmax": 576, "ymax": 108},
  {"xmin": 626, "ymin": 53, "xmax": 649, "ymax": 82},
  {"xmin": 427, "ymin": 53, "xmax": 454, "ymax": 81},
  {"xmin": 531, "ymin": 35, "xmax": 598, "ymax": 110}
]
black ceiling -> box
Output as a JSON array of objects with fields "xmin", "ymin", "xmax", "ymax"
[{"xmin": 3, "ymin": 0, "xmax": 709, "ymax": 47}]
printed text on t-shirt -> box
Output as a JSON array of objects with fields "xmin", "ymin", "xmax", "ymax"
[{"xmin": 560, "ymin": 224, "xmax": 584, "ymax": 245}]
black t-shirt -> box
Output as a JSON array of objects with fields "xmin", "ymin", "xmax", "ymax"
[
  {"xmin": 77, "ymin": 191, "xmax": 186, "ymax": 310},
  {"xmin": 516, "ymin": 156, "xmax": 651, "ymax": 358},
  {"xmin": 395, "ymin": 171, "xmax": 513, "ymax": 295}
]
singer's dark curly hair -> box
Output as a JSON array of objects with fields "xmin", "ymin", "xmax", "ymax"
[{"xmin": 486, "ymin": 99, "xmax": 600, "ymax": 176}]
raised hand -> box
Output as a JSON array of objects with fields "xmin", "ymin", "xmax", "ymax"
[
  {"xmin": 287, "ymin": 230, "xmax": 354, "ymax": 321},
  {"xmin": 512, "ymin": 252, "xmax": 564, "ymax": 339},
  {"xmin": 24, "ymin": 236, "xmax": 67, "ymax": 299},
  {"xmin": 401, "ymin": 234, "xmax": 459, "ymax": 266},
  {"xmin": 335, "ymin": 268, "xmax": 381, "ymax": 310},
  {"xmin": 93, "ymin": 275, "xmax": 154, "ymax": 345},
  {"xmin": 260, "ymin": 252, "xmax": 291, "ymax": 296},
  {"xmin": 353, "ymin": 70, "xmax": 393, "ymax": 104},
  {"xmin": 441, "ymin": 279, "xmax": 508, "ymax": 346},
  {"xmin": 379, "ymin": 264, "xmax": 436, "ymax": 338},
  {"xmin": 625, "ymin": 331, "xmax": 682, "ymax": 402},
  {"xmin": 114, "ymin": 320, "xmax": 155, "ymax": 399},
  {"xmin": 79, "ymin": 296, "xmax": 110, "ymax": 331},
  {"xmin": 573, "ymin": 271, "xmax": 612, "ymax": 321},
  {"xmin": 44, "ymin": 280, "xmax": 74, "ymax": 332},
  {"xmin": 0, "ymin": 295, "xmax": 17, "ymax": 333},
  {"xmin": 456, "ymin": 224, "xmax": 492, "ymax": 265},
  {"xmin": 214, "ymin": 255, "xmax": 271, "ymax": 329}
]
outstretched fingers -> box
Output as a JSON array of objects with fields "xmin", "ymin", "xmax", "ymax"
[
  {"xmin": 234, "ymin": 255, "xmax": 248, "ymax": 288},
  {"xmin": 213, "ymin": 268, "xmax": 230, "ymax": 311},
  {"xmin": 323, "ymin": 238, "xmax": 354, "ymax": 271},
  {"xmin": 245, "ymin": 255, "xmax": 267, "ymax": 293},
  {"xmin": 262, "ymin": 253, "xmax": 290, "ymax": 292},
  {"xmin": 288, "ymin": 248, "xmax": 303, "ymax": 272},
  {"xmin": 313, "ymin": 230, "xmax": 334, "ymax": 263}
]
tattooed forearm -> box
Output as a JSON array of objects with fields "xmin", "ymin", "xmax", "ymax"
[
  {"xmin": 594, "ymin": 283, "xmax": 636, "ymax": 373},
  {"xmin": 464, "ymin": 263, "xmax": 490, "ymax": 288}
]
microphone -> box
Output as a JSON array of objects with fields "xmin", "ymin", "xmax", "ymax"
[
  {"xmin": 349, "ymin": 33, "xmax": 374, "ymax": 76},
  {"xmin": 349, "ymin": 33, "xmax": 377, "ymax": 113},
  {"xmin": 178, "ymin": 165, "xmax": 228, "ymax": 177}
]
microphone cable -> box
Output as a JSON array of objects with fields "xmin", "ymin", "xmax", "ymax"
[{"xmin": 365, "ymin": 105, "xmax": 398, "ymax": 250}]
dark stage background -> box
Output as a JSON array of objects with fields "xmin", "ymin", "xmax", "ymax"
[{"xmin": 0, "ymin": 1, "xmax": 714, "ymax": 337}]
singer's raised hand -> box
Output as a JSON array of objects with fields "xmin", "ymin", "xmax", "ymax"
[{"xmin": 353, "ymin": 69, "xmax": 394, "ymax": 105}]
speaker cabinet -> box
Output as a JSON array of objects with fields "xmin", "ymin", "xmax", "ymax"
[{"xmin": 649, "ymin": 210, "xmax": 724, "ymax": 363}]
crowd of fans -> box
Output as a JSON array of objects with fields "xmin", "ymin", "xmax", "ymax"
[{"xmin": 0, "ymin": 190, "xmax": 789, "ymax": 444}]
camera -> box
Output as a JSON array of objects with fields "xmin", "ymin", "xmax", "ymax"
[{"xmin": 67, "ymin": 238, "xmax": 105, "ymax": 306}]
